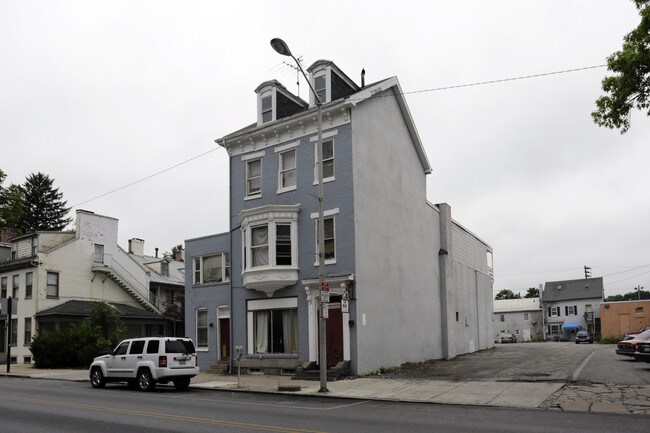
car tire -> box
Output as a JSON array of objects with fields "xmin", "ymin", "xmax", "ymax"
[
  {"xmin": 90, "ymin": 367, "xmax": 106, "ymax": 388},
  {"xmin": 174, "ymin": 378, "xmax": 191, "ymax": 391},
  {"xmin": 575, "ymin": 341, "xmax": 579, "ymax": 344},
  {"xmin": 137, "ymin": 369, "xmax": 156, "ymax": 392}
]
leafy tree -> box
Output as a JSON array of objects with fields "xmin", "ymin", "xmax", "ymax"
[
  {"xmin": 605, "ymin": 289, "xmax": 650, "ymax": 301},
  {"xmin": 88, "ymin": 301, "xmax": 125, "ymax": 344},
  {"xmin": 495, "ymin": 289, "xmax": 522, "ymax": 300},
  {"xmin": 19, "ymin": 172, "xmax": 72, "ymax": 232},
  {"xmin": 592, "ymin": 0, "xmax": 650, "ymax": 133},
  {"xmin": 0, "ymin": 183, "xmax": 25, "ymax": 230},
  {"xmin": 524, "ymin": 287, "xmax": 539, "ymax": 298}
]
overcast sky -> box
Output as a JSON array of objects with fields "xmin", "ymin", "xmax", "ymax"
[{"xmin": 1, "ymin": 1, "xmax": 648, "ymax": 298}]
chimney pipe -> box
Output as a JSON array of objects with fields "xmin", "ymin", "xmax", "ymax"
[
  {"xmin": 361, "ymin": 68, "xmax": 365, "ymax": 87},
  {"xmin": 155, "ymin": 248, "xmax": 159, "ymax": 258}
]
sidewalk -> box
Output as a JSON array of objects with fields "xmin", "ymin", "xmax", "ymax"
[{"xmin": 2, "ymin": 364, "xmax": 649, "ymax": 415}]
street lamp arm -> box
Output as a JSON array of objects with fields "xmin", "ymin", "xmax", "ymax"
[{"xmin": 270, "ymin": 38, "xmax": 322, "ymax": 105}]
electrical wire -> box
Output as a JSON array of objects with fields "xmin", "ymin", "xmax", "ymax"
[
  {"xmin": 70, "ymin": 63, "xmax": 606, "ymax": 208},
  {"xmin": 70, "ymin": 146, "xmax": 221, "ymax": 208}
]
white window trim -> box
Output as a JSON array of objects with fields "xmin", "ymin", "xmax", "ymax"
[
  {"xmin": 313, "ymin": 139, "xmax": 335, "ymax": 185},
  {"xmin": 258, "ymin": 90, "xmax": 274, "ymax": 125},
  {"xmin": 247, "ymin": 297, "xmax": 298, "ymax": 355},
  {"xmin": 193, "ymin": 253, "xmax": 230, "ymax": 285},
  {"xmin": 312, "ymin": 213, "xmax": 337, "ymax": 266},
  {"xmin": 196, "ymin": 308, "xmax": 209, "ymax": 351},
  {"xmin": 274, "ymin": 140, "xmax": 300, "ymax": 153},
  {"xmin": 240, "ymin": 205, "xmax": 300, "ymax": 273},
  {"xmin": 277, "ymin": 148, "xmax": 297, "ymax": 194},
  {"xmin": 310, "ymin": 69, "xmax": 330, "ymax": 106},
  {"xmin": 245, "ymin": 158, "xmax": 263, "ymax": 199},
  {"xmin": 550, "ymin": 307, "xmax": 560, "ymax": 317}
]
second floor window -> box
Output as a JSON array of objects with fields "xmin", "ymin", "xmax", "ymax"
[
  {"xmin": 12, "ymin": 275, "xmax": 19, "ymax": 298},
  {"xmin": 315, "ymin": 216, "xmax": 336, "ymax": 263},
  {"xmin": 193, "ymin": 253, "xmax": 230, "ymax": 284},
  {"xmin": 549, "ymin": 307, "xmax": 560, "ymax": 317},
  {"xmin": 1, "ymin": 276, "xmax": 7, "ymax": 299},
  {"xmin": 46, "ymin": 272, "xmax": 59, "ymax": 298},
  {"xmin": 94, "ymin": 244, "xmax": 104, "ymax": 263},
  {"xmin": 25, "ymin": 272, "xmax": 33, "ymax": 299},
  {"xmin": 565, "ymin": 305, "xmax": 577, "ymax": 316},
  {"xmin": 246, "ymin": 159, "xmax": 262, "ymax": 197},
  {"xmin": 500, "ymin": 314, "xmax": 505, "ymax": 322},
  {"xmin": 523, "ymin": 312, "xmax": 529, "ymax": 321}
]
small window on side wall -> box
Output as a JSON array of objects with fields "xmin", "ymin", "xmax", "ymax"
[{"xmin": 247, "ymin": 159, "xmax": 262, "ymax": 197}]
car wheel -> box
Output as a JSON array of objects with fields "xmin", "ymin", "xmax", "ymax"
[
  {"xmin": 90, "ymin": 367, "xmax": 106, "ymax": 388},
  {"xmin": 137, "ymin": 369, "xmax": 156, "ymax": 392},
  {"xmin": 575, "ymin": 341, "xmax": 579, "ymax": 344},
  {"xmin": 174, "ymin": 378, "xmax": 191, "ymax": 391}
]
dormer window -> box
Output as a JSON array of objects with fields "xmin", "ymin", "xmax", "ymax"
[
  {"xmin": 261, "ymin": 94, "xmax": 273, "ymax": 124},
  {"xmin": 314, "ymin": 73, "xmax": 326, "ymax": 103},
  {"xmin": 255, "ymin": 80, "xmax": 308, "ymax": 127}
]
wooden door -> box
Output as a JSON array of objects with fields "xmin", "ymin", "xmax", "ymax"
[
  {"xmin": 325, "ymin": 303, "xmax": 344, "ymax": 368},
  {"xmin": 219, "ymin": 318, "xmax": 230, "ymax": 359}
]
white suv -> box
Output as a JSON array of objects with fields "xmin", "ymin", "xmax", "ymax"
[{"xmin": 89, "ymin": 337, "xmax": 200, "ymax": 391}]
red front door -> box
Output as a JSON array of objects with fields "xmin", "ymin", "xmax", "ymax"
[
  {"xmin": 325, "ymin": 302, "xmax": 344, "ymax": 367},
  {"xmin": 219, "ymin": 318, "xmax": 230, "ymax": 359}
]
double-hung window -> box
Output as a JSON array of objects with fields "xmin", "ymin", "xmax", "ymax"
[
  {"xmin": 196, "ymin": 308, "xmax": 208, "ymax": 349},
  {"xmin": 1, "ymin": 276, "xmax": 7, "ymax": 299},
  {"xmin": 12, "ymin": 275, "xmax": 19, "ymax": 298},
  {"xmin": 261, "ymin": 95, "xmax": 273, "ymax": 124},
  {"xmin": 321, "ymin": 140, "xmax": 334, "ymax": 180},
  {"xmin": 46, "ymin": 272, "xmax": 59, "ymax": 298},
  {"xmin": 565, "ymin": 305, "xmax": 577, "ymax": 316},
  {"xmin": 246, "ymin": 159, "xmax": 262, "ymax": 197},
  {"xmin": 313, "ymin": 210, "xmax": 337, "ymax": 264},
  {"xmin": 24, "ymin": 318, "xmax": 31, "ymax": 345},
  {"xmin": 31, "ymin": 237, "xmax": 38, "ymax": 256},
  {"xmin": 193, "ymin": 253, "xmax": 230, "ymax": 285},
  {"xmin": 549, "ymin": 306, "xmax": 560, "ymax": 317},
  {"xmin": 94, "ymin": 244, "xmax": 104, "ymax": 263},
  {"xmin": 25, "ymin": 272, "xmax": 33, "ymax": 299},
  {"xmin": 314, "ymin": 73, "xmax": 326, "ymax": 103},
  {"xmin": 278, "ymin": 149, "xmax": 296, "ymax": 192}
]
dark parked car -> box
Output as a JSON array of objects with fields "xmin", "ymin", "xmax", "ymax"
[
  {"xmin": 575, "ymin": 330, "xmax": 593, "ymax": 344},
  {"xmin": 624, "ymin": 324, "xmax": 650, "ymax": 340},
  {"xmin": 633, "ymin": 341, "xmax": 650, "ymax": 363},
  {"xmin": 616, "ymin": 330, "xmax": 650, "ymax": 357}
]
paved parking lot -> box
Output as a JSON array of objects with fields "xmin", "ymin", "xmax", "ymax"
[{"xmin": 382, "ymin": 342, "xmax": 650, "ymax": 385}]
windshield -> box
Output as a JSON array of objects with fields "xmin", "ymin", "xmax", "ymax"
[{"xmin": 634, "ymin": 330, "xmax": 650, "ymax": 340}]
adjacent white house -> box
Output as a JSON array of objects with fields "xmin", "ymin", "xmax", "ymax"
[
  {"xmin": 493, "ymin": 298, "xmax": 543, "ymax": 342},
  {"xmin": 0, "ymin": 210, "xmax": 184, "ymax": 364},
  {"xmin": 541, "ymin": 277, "xmax": 603, "ymax": 341}
]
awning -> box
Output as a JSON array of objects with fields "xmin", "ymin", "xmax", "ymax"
[{"xmin": 562, "ymin": 322, "xmax": 581, "ymax": 329}]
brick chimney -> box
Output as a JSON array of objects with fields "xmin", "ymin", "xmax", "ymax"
[
  {"xmin": 174, "ymin": 247, "xmax": 184, "ymax": 262},
  {"xmin": 128, "ymin": 238, "xmax": 145, "ymax": 255}
]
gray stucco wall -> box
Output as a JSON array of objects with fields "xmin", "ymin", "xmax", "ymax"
[
  {"xmin": 351, "ymin": 88, "xmax": 442, "ymax": 374},
  {"xmin": 494, "ymin": 310, "xmax": 544, "ymax": 342},
  {"xmin": 184, "ymin": 232, "xmax": 231, "ymax": 371}
]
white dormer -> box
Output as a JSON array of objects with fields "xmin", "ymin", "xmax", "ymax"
[
  {"xmin": 306, "ymin": 60, "xmax": 359, "ymax": 107},
  {"xmin": 255, "ymin": 80, "xmax": 307, "ymax": 127}
]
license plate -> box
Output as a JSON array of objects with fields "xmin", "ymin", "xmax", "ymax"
[
  {"xmin": 643, "ymin": 347, "xmax": 650, "ymax": 353},
  {"xmin": 178, "ymin": 360, "xmax": 186, "ymax": 365}
]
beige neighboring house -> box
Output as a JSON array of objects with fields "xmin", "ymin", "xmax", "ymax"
[{"xmin": 0, "ymin": 210, "xmax": 184, "ymax": 365}]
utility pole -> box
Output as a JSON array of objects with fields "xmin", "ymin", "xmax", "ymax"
[
  {"xmin": 636, "ymin": 285, "xmax": 643, "ymax": 300},
  {"xmin": 584, "ymin": 265, "xmax": 591, "ymax": 279}
]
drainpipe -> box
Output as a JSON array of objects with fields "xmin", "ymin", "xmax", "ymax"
[{"xmin": 438, "ymin": 203, "xmax": 455, "ymax": 360}]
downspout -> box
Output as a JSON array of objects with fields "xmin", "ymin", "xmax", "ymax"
[{"xmin": 438, "ymin": 203, "xmax": 455, "ymax": 360}]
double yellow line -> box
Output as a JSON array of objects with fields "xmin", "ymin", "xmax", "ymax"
[{"xmin": 1, "ymin": 395, "xmax": 328, "ymax": 433}]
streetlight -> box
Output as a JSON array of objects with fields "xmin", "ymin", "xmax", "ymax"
[{"xmin": 271, "ymin": 38, "xmax": 328, "ymax": 393}]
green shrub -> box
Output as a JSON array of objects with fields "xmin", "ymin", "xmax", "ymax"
[{"xmin": 598, "ymin": 336, "xmax": 623, "ymax": 344}]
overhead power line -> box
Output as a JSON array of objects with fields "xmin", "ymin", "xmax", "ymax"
[
  {"xmin": 70, "ymin": 146, "xmax": 221, "ymax": 208},
  {"xmin": 70, "ymin": 64, "xmax": 606, "ymax": 207}
]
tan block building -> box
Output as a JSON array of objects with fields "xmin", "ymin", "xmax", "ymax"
[{"xmin": 600, "ymin": 300, "xmax": 650, "ymax": 338}]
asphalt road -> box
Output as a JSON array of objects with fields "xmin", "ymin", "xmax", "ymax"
[
  {"xmin": 381, "ymin": 342, "xmax": 650, "ymax": 385},
  {"xmin": 0, "ymin": 377, "xmax": 647, "ymax": 433}
]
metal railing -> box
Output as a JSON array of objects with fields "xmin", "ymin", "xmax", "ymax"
[{"xmin": 93, "ymin": 253, "xmax": 161, "ymax": 310}]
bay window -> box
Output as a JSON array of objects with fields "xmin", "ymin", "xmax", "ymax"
[{"xmin": 239, "ymin": 205, "xmax": 300, "ymax": 295}]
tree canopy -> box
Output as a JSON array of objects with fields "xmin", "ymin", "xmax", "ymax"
[
  {"xmin": 605, "ymin": 289, "xmax": 650, "ymax": 301},
  {"xmin": 524, "ymin": 287, "xmax": 540, "ymax": 298},
  {"xmin": 18, "ymin": 172, "xmax": 72, "ymax": 232},
  {"xmin": 592, "ymin": 0, "xmax": 650, "ymax": 133},
  {"xmin": 495, "ymin": 289, "xmax": 522, "ymax": 300}
]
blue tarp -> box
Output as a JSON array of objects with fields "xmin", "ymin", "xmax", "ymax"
[{"xmin": 562, "ymin": 322, "xmax": 581, "ymax": 329}]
